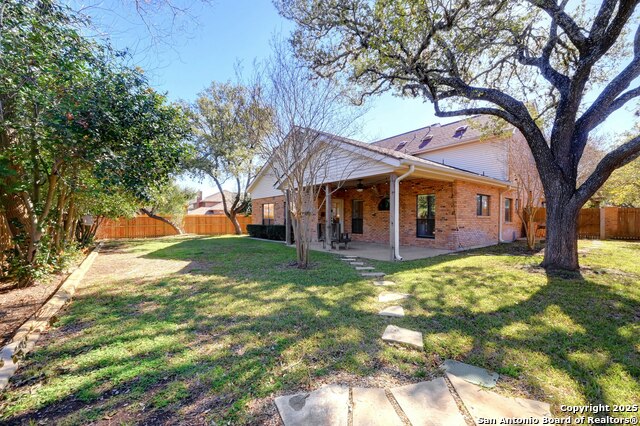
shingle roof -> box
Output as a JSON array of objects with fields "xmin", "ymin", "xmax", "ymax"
[
  {"xmin": 371, "ymin": 115, "xmax": 512, "ymax": 155},
  {"xmin": 202, "ymin": 190, "xmax": 237, "ymax": 203},
  {"xmin": 188, "ymin": 206, "xmax": 225, "ymax": 215},
  {"xmin": 316, "ymin": 129, "xmax": 490, "ymax": 175}
]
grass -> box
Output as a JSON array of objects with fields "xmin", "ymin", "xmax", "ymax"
[{"xmin": 1, "ymin": 236, "xmax": 638, "ymax": 424}]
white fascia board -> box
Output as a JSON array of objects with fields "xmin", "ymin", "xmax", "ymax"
[{"xmin": 400, "ymin": 159, "xmax": 513, "ymax": 188}]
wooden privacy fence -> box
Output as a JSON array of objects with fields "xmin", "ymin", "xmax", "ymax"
[
  {"xmin": 532, "ymin": 207, "xmax": 640, "ymax": 240},
  {"xmin": 95, "ymin": 215, "xmax": 252, "ymax": 239}
]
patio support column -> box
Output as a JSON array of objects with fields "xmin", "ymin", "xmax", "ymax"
[
  {"xmin": 324, "ymin": 184, "xmax": 331, "ymax": 250},
  {"xmin": 389, "ymin": 174, "xmax": 397, "ymax": 261},
  {"xmin": 285, "ymin": 189, "xmax": 292, "ymax": 245}
]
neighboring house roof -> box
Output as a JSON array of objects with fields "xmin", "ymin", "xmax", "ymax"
[
  {"xmin": 202, "ymin": 190, "xmax": 237, "ymax": 203},
  {"xmin": 371, "ymin": 115, "xmax": 512, "ymax": 155},
  {"xmin": 188, "ymin": 206, "xmax": 225, "ymax": 215}
]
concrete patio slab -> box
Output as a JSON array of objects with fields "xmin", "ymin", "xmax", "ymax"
[
  {"xmin": 352, "ymin": 387, "xmax": 403, "ymax": 426},
  {"xmin": 378, "ymin": 292, "xmax": 410, "ymax": 302},
  {"xmin": 312, "ymin": 241, "xmax": 452, "ymax": 261},
  {"xmin": 275, "ymin": 385, "xmax": 349, "ymax": 426},
  {"xmin": 378, "ymin": 306, "xmax": 405, "ymax": 317},
  {"xmin": 443, "ymin": 359, "xmax": 499, "ymax": 388},
  {"xmin": 390, "ymin": 378, "xmax": 466, "ymax": 426},
  {"xmin": 381, "ymin": 325, "xmax": 423, "ymax": 349},
  {"xmin": 447, "ymin": 373, "xmax": 552, "ymax": 424}
]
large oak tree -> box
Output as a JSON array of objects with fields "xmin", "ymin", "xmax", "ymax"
[{"xmin": 276, "ymin": 0, "xmax": 640, "ymax": 270}]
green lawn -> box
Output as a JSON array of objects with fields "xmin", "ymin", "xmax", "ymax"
[{"xmin": 1, "ymin": 236, "xmax": 638, "ymax": 424}]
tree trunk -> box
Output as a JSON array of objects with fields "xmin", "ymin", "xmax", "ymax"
[
  {"xmin": 227, "ymin": 211, "xmax": 242, "ymax": 235},
  {"xmin": 140, "ymin": 208, "xmax": 184, "ymax": 235},
  {"xmin": 541, "ymin": 194, "xmax": 581, "ymax": 271}
]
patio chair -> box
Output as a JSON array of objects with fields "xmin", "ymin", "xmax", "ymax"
[{"xmin": 331, "ymin": 232, "xmax": 351, "ymax": 250}]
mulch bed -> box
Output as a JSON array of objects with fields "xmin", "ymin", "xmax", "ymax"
[{"xmin": 0, "ymin": 273, "xmax": 72, "ymax": 347}]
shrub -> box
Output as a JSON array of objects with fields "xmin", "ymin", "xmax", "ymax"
[{"xmin": 246, "ymin": 224, "xmax": 292, "ymax": 242}]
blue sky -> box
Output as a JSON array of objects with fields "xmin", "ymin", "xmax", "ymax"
[
  {"xmin": 78, "ymin": 0, "xmax": 440, "ymax": 194},
  {"xmin": 75, "ymin": 0, "xmax": 637, "ymax": 195}
]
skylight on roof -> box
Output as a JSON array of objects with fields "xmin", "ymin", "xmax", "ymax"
[
  {"xmin": 453, "ymin": 125, "xmax": 468, "ymax": 138},
  {"xmin": 418, "ymin": 135, "xmax": 433, "ymax": 149},
  {"xmin": 395, "ymin": 141, "xmax": 407, "ymax": 151}
]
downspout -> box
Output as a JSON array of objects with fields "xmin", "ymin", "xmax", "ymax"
[
  {"xmin": 498, "ymin": 188, "xmax": 506, "ymax": 243},
  {"xmin": 394, "ymin": 165, "xmax": 415, "ymax": 261}
]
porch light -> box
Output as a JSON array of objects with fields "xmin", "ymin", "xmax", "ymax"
[{"xmin": 356, "ymin": 180, "xmax": 364, "ymax": 192}]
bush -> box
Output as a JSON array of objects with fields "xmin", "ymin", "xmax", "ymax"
[{"xmin": 246, "ymin": 224, "xmax": 291, "ymax": 242}]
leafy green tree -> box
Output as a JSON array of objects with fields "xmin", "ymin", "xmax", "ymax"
[
  {"xmin": 140, "ymin": 182, "xmax": 196, "ymax": 234},
  {"xmin": 0, "ymin": 0, "xmax": 189, "ymax": 285},
  {"xmin": 277, "ymin": 0, "xmax": 640, "ymax": 271},
  {"xmin": 599, "ymin": 158, "xmax": 640, "ymax": 206},
  {"xmin": 185, "ymin": 81, "xmax": 272, "ymax": 234}
]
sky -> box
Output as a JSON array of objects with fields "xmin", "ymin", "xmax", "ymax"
[{"xmin": 72, "ymin": 0, "xmax": 637, "ymax": 196}]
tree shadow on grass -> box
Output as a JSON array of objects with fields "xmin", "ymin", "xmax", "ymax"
[
  {"xmin": 0, "ymin": 237, "xmax": 389, "ymax": 424},
  {"xmin": 1, "ymin": 237, "xmax": 638, "ymax": 424},
  {"xmin": 374, "ymin": 245, "xmax": 639, "ymax": 412}
]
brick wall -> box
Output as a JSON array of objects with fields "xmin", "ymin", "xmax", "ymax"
[
  {"xmin": 253, "ymin": 177, "xmax": 519, "ymax": 250},
  {"xmin": 451, "ymin": 181, "xmax": 500, "ymax": 249},
  {"xmin": 252, "ymin": 195, "xmax": 285, "ymax": 225}
]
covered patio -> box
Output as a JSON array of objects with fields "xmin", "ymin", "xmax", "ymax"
[{"xmin": 309, "ymin": 240, "xmax": 452, "ymax": 261}]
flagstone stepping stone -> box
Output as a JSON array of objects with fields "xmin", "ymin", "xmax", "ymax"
[
  {"xmin": 361, "ymin": 272, "xmax": 385, "ymax": 277},
  {"xmin": 443, "ymin": 359, "xmax": 499, "ymax": 388},
  {"xmin": 447, "ymin": 373, "xmax": 552, "ymax": 424},
  {"xmin": 390, "ymin": 378, "xmax": 467, "ymax": 426},
  {"xmin": 275, "ymin": 384, "xmax": 349, "ymax": 426},
  {"xmin": 378, "ymin": 292, "xmax": 410, "ymax": 302},
  {"xmin": 350, "ymin": 261, "xmax": 364, "ymax": 266},
  {"xmin": 352, "ymin": 387, "xmax": 403, "ymax": 426},
  {"xmin": 373, "ymin": 280, "xmax": 396, "ymax": 286},
  {"xmin": 378, "ymin": 305, "xmax": 405, "ymax": 317},
  {"xmin": 341, "ymin": 256, "xmax": 358, "ymax": 260},
  {"xmin": 355, "ymin": 266, "xmax": 375, "ymax": 270},
  {"xmin": 381, "ymin": 325, "xmax": 423, "ymax": 349}
]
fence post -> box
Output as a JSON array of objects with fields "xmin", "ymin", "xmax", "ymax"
[{"xmin": 599, "ymin": 207, "xmax": 606, "ymax": 240}]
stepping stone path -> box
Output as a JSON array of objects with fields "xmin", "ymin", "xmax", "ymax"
[
  {"xmin": 275, "ymin": 385, "xmax": 349, "ymax": 426},
  {"xmin": 352, "ymin": 387, "xmax": 403, "ymax": 426},
  {"xmin": 447, "ymin": 373, "xmax": 552, "ymax": 424},
  {"xmin": 339, "ymin": 255, "xmax": 421, "ymax": 350},
  {"xmin": 443, "ymin": 359, "xmax": 499, "ymax": 388},
  {"xmin": 360, "ymin": 271, "xmax": 385, "ymax": 277},
  {"xmin": 378, "ymin": 292, "xmax": 410, "ymax": 303},
  {"xmin": 381, "ymin": 325, "xmax": 423, "ymax": 349},
  {"xmin": 273, "ymin": 254, "xmax": 551, "ymax": 426},
  {"xmin": 378, "ymin": 305, "xmax": 404, "ymax": 318},
  {"xmin": 275, "ymin": 374, "xmax": 552, "ymax": 425},
  {"xmin": 391, "ymin": 378, "xmax": 466, "ymax": 426}
]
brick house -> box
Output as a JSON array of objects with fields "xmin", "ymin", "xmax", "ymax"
[
  {"xmin": 248, "ymin": 116, "xmax": 533, "ymax": 260},
  {"xmin": 187, "ymin": 190, "xmax": 237, "ymax": 215}
]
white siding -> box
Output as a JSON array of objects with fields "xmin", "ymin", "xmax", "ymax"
[
  {"xmin": 314, "ymin": 146, "xmax": 397, "ymax": 184},
  {"xmin": 418, "ymin": 140, "xmax": 508, "ymax": 180},
  {"xmin": 250, "ymin": 169, "xmax": 284, "ymax": 199}
]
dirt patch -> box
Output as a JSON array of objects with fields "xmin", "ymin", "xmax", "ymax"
[{"xmin": 0, "ymin": 273, "xmax": 69, "ymax": 347}]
